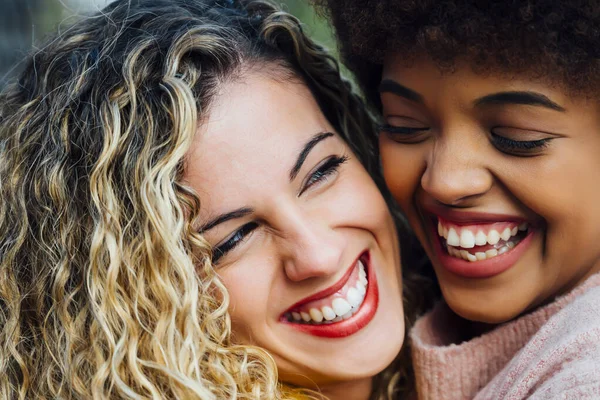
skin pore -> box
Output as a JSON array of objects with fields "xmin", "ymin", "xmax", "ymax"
[
  {"xmin": 184, "ymin": 69, "xmax": 405, "ymax": 399},
  {"xmin": 378, "ymin": 54, "xmax": 600, "ymax": 327}
]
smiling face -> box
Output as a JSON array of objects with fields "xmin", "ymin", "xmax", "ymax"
[
  {"xmin": 184, "ymin": 70, "xmax": 404, "ymax": 396},
  {"xmin": 379, "ymin": 54, "xmax": 600, "ymax": 324}
]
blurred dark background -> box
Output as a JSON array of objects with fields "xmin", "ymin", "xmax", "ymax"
[{"xmin": 0, "ymin": 0, "xmax": 337, "ymax": 89}]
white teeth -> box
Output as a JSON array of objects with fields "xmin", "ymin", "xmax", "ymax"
[
  {"xmin": 475, "ymin": 231, "xmax": 488, "ymax": 246},
  {"xmin": 356, "ymin": 281, "xmax": 366, "ymax": 295},
  {"xmin": 358, "ymin": 263, "xmax": 366, "ymax": 278},
  {"xmin": 289, "ymin": 260, "xmax": 369, "ymax": 325},
  {"xmin": 438, "ymin": 220, "xmax": 530, "ymax": 251},
  {"xmin": 359, "ymin": 275, "xmax": 368, "ymax": 286},
  {"xmin": 309, "ymin": 308, "xmax": 323, "ymax": 323},
  {"xmin": 300, "ymin": 312, "xmax": 311, "ymax": 322},
  {"xmin": 487, "ymin": 230, "xmax": 500, "ymax": 245},
  {"xmin": 447, "ymin": 228, "xmax": 460, "ymax": 246},
  {"xmin": 358, "ymin": 260, "xmax": 367, "ymax": 286},
  {"xmin": 485, "ymin": 249, "xmax": 498, "ymax": 258},
  {"xmin": 446, "ymin": 236, "xmax": 522, "ymax": 262},
  {"xmin": 460, "ymin": 229, "xmax": 475, "ymax": 248},
  {"xmin": 332, "ymin": 298, "xmax": 352, "ymax": 317},
  {"xmin": 346, "ymin": 287, "xmax": 362, "ymax": 308},
  {"xmin": 322, "ymin": 306, "xmax": 336, "ymax": 321}
]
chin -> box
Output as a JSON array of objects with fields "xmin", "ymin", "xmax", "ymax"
[
  {"xmin": 291, "ymin": 322, "xmax": 405, "ymax": 388},
  {"xmin": 440, "ymin": 282, "xmax": 533, "ymax": 324},
  {"xmin": 448, "ymin": 300, "xmax": 517, "ymax": 324}
]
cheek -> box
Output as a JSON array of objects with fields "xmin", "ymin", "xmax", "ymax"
[
  {"xmin": 217, "ymin": 260, "xmax": 273, "ymax": 341},
  {"xmin": 339, "ymin": 162, "xmax": 394, "ymax": 227},
  {"xmin": 512, "ymin": 156, "xmax": 600, "ymax": 255},
  {"xmin": 379, "ymin": 136, "xmax": 424, "ymax": 208}
]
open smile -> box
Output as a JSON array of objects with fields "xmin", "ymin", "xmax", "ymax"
[
  {"xmin": 427, "ymin": 213, "xmax": 537, "ymax": 279},
  {"xmin": 281, "ymin": 251, "xmax": 379, "ymax": 338}
]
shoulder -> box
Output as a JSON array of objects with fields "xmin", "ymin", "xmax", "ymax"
[{"xmin": 476, "ymin": 284, "xmax": 600, "ymax": 399}]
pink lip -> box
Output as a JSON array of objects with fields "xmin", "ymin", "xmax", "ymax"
[
  {"xmin": 428, "ymin": 214, "xmax": 535, "ymax": 279},
  {"xmin": 423, "ymin": 203, "xmax": 529, "ymax": 225},
  {"xmin": 281, "ymin": 252, "xmax": 379, "ymax": 338}
]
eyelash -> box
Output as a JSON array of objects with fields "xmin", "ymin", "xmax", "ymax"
[
  {"xmin": 378, "ymin": 124, "xmax": 429, "ymax": 135},
  {"xmin": 212, "ymin": 221, "xmax": 258, "ymax": 264},
  {"xmin": 490, "ymin": 133, "xmax": 551, "ymax": 154},
  {"xmin": 299, "ymin": 155, "xmax": 349, "ymax": 196},
  {"xmin": 378, "ymin": 124, "xmax": 429, "ymax": 142},
  {"xmin": 212, "ymin": 155, "xmax": 348, "ymax": 264},
  {"xmin": 380, "ymin": 124, "xmax": 552, "ymax": 155}
]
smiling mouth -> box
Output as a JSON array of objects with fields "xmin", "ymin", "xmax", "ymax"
[
  {"xmin": 436, "ymin": 217, "xmax": 531, "ymax": 262},
  {"xmin": 283, "ymin": 257, "xmax": 368, "ymax": 325},
  {"xmin": 280, "ymin": 252, "xmax": 379, "ymax": 338}
]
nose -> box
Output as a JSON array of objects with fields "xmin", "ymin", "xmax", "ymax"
[
  {"xmin": 280, "ymin": 209, "xmax": 344, "ymax": 282},
  {"xmin": 421, "ymin": 134, "xmax": 492, "ymax": 206}
]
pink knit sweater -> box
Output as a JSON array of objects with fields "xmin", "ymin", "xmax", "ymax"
[{"xmin": 410, "ymin": 273, "xmax": 600, "ymax": 399}]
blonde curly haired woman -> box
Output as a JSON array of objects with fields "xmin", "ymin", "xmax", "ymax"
[{"xmin": 0, "ymin": 0, "xmax": 429, "ymax": 398}]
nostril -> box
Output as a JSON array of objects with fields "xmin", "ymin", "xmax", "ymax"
[{"xmin": 421, "ymin": 158, "xmax": 493, "ymax": 205}]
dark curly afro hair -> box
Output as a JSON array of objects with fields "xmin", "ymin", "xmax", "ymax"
[{"xmin": 315, "ymin": 0, "xmax": 600, "ymax": 109}]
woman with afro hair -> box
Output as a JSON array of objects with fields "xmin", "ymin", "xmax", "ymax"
[{"xmin": 317, "ymin": 1, "xmax": 600, "ymax": 399}]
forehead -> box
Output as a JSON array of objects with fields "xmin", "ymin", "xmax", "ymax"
[
  {"xmin": 381, "ymin": 53, "xmax": 575, "ymax": 105},
  {"xmin": 382, "ymin": 54, "xmax": 590, "ymax": 108},
  {"xmin": 184, "ymin": 72, "xmax": 334, "ymax": 212}
]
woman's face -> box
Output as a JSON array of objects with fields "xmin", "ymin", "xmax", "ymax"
[
  {"xmin": 379, "ymin": 54, "xmax": 600, "ymax": 324},
  {"xmin": 184, "ymin": 71, "xmax": 404, "ymax": 391}
]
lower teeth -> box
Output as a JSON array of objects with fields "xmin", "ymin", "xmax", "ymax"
[
  {"xmin": 289, "ymin": 306, "xmax": 360, "ymax": 325},
  {"xmin": 447, "ymin": 238, "xmax": 522, "ymax": 262}
]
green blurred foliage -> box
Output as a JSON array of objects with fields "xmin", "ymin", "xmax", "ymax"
[
  {"xmin": 279, "ymin": 0, "xmax": 338, "ymax": 55},
  {"xmin": 279, "ymin": 1, "xmax": 353, "ymax": 82},
  {"xmin": 1, "ymin": 0, "xmax": 341, "ymax": 87}
]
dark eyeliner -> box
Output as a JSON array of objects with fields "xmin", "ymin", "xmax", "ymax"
[
  {"xmin": 491, "ymin": 133, "xmax": 551, "ymax": 152},
  {"xmin": 299, "ymin": 155, "xmax": 348, "ymax": 196},
  {"xmin": 212, "ymin": 222, "xmax": 258, "ymax": 264},
  {"xmin": 378, "ymin": 124, "xmax": 429, "ymax": 135}
]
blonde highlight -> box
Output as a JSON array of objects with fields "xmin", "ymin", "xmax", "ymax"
[{"xmin": 0, "ymin": 1, "xmax": 423, "ymax": 398}]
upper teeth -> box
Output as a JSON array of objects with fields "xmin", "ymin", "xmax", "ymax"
[
  {"xmin": 438, "ymin": 221, "xmax": 528, "ymax": 249},
  {"xmin": 287, "ymin": 260, "xmax": 368, "ymax": 325}
]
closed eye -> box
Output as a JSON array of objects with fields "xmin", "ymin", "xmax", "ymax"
[
  {"xmin": 299, "ymin": 155, "xmax": 348, "ymax": 196},
  {"xmin": 212, "ymin": 221, "xmax": 259, "ymax": 264},
  {"xmin": 490, "ymin": 127, "xmax": 556, "ymax": 156},
  {"xmin": 378, "ymin": 124, "xmax": 430, "ymax": 143}
]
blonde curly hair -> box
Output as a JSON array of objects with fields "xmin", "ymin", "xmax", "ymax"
[{"xmin": 0, "ymin": 0, "xmax": 429, "ymax": 398}]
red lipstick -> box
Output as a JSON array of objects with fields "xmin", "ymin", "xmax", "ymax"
[{"xmin": 281, "ymin": 252, "xmax": 379, "ymax": 338}]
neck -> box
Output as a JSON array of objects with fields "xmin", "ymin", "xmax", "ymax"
[{"xmin": 319, "ymin": 377, "xmax": 372, "ymax": 400}]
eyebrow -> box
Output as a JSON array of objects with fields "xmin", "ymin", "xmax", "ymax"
[
  {"xmin": 289, "ymin": 131, "xmax": 334, "ymax": 181},
  {"xmin": 378, "ymin": 79, "xmax": 424, "ymax": 103},
  {"xmin": 199, "ymin": 207, "xmax": 253, "ymax": 232},
  {"xmin": 474, "ymin": 91, "xmax": 566, "ymax": 111},
  {"xmin": 200, "ymin": 132, "xmax": 334, "ymax": 232},
  {"xmin": 379, "ymin": 79, "xmax": 566, "ymax": 113}
]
